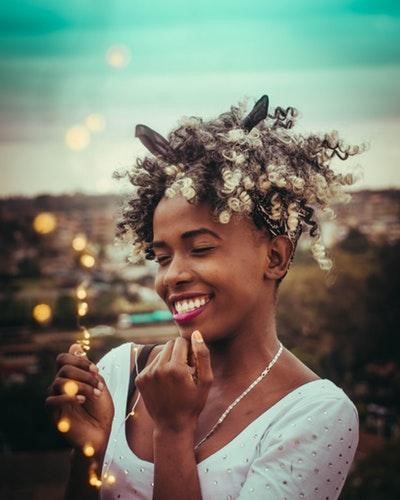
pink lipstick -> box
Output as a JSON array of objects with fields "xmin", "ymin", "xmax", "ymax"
[{"xmin": 173, "ymin": 300, "xmax": 211, "ymax": 324}]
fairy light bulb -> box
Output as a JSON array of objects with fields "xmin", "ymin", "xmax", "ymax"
[
  {"xmin": 63, "ymin": 380, "xmax": 79, "ymax": 396},
  {"xmin": 80, "ymin": 254, "xmax": 95, "ymax": 268},
  {"xmin": 83, "ymin": 443, "xmax": 95, "ymax": 457},
  {"xmin": 72, "ymin": 234, "xmax": 87, "ymax": 251},
  {"xmin": 76, "ymin": 285, "xmax": 87, "ymax": 300},
  {"xmin": 106, "ymin": 474, "xmax": 116, "ymax": 485},
  {"xmin": 78, "ymin": 302, "xmax": 88, "ymax": 317},
  {"xmin": 57, "ymin": 418, "xmax": 71, "ymax": 433}
]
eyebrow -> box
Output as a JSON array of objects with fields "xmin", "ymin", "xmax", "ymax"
[{"xmin": 151, "ymin": 227, "xmax": 222, "ymax": 249}]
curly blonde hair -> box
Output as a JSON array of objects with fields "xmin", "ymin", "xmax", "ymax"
[{"xmin": 114, "ymin": 96, "xmax": 364, "ymax": 270}]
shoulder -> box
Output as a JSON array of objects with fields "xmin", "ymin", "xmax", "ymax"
[
  {"xmin": 239, "ymin": 380, "xmax": 359, "ymax": 499},
  {"xmin": 262, "ymin": 379, "xmax": 359, "ymax": 451}
]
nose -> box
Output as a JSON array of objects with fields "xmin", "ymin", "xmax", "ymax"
[{"xmin": 162, "ymin": 253, "xmax": 193, "ymax": 289}]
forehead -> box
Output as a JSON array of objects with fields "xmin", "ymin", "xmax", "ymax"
[{"xmin": 152, "ymin": 196, "xmax": 256, "ymax": 242}]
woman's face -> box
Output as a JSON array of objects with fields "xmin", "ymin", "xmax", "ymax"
[{"xmin": 152, "ymin": 196, "xmax": 272, "ymax": 342}]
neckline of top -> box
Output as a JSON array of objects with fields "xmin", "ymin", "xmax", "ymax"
[{"xmin": 115, "ymin": 342, "xmax": 337, "ymax": 467}]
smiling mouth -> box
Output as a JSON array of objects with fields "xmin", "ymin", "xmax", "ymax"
[
  {"xmin": 173, "ymin": 295, "xmax": 211, "ymax": 314},
  {"xmin": 172, "ymin": 295, "xmax": 212, "ymax": 323}
]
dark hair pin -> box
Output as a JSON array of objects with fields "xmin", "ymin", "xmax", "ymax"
[
  {"xmin": 241, "ymin": 95, "xmax": 269, "ymax": 131},
  {"xmin": 135, "ymin": 124, "xmax": 177, "ymax": 162}
]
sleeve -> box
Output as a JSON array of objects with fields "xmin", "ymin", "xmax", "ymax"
[{"xmin": 237, "ymin": 395, "xmax": 359, "ymax": 500}]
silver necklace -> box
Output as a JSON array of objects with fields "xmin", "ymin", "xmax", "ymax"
[{"xmin": 194, "ymin": 341, "xmax": 283, "ymax": 450}]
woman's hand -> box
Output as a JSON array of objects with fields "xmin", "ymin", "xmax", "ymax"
[
  {"xmin": 136, "ymin": 330, "xmax": 213, "ymax": 434},
  {"xmin": 45, "ymin": 343, "xmax": 114, "ymax": 458}
]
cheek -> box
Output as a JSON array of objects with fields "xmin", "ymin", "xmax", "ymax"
[{"xmin": 154, "ymin": 272, "xmax": 164, "ymax": 298}]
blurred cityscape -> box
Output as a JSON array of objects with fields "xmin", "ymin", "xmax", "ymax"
[{"xmin": 0, "ymin": 189, "xmax": 399, "ymax": 499}]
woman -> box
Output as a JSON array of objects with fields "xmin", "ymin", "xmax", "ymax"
[{"xmin": 47, "ymin": 95, "xmax": 361, "ymax": 499}]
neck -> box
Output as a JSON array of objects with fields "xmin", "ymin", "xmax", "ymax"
[{"xmin": 207, "ymin": 312, "xmax": 280, "ymax": 384}]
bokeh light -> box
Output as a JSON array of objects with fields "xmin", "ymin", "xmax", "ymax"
[
  {"xmin": 76, "ymin": 285, "xmax": 88, "ymax": 300},
  {"xmin": 105, "ymin": 474, "xmax": 116, "ymax": 485},
  {"xmin": 85, "ymin": 113, "xmax": 106, "ymax": 132},
  {"xmin": 78, "ymin": 302, "xmax": 89, "ymax": 317},
  {"xmin": 105, "ymin": 45, "xmax": 131, "ymax": 68},
  {"xmin": 72, "ymin": 234, "xmax": 87, "ymax": 251},
  {"xmin": 65, "ymin": 125, "xmax": 90, "ymax": 151},
  {"xmin": 57, "ymin": 418, "xmax": 71, "ymax": 433},
  {"xmin": 63, "ymin": 380, "xmax": 79, "ymax": 396},
  {"xmin": 83, "ymin": 443, "xmax": 95, "ymax": 457},
  {"xmin": 33, "ymin": 212, "xmax": 57, "ymax": 234},
  {"xmin": 32, "ymin": 303, "xmax": 52, "ymax": 323},
  {"xmin": 80, "ymin": 254, "xmax": 95, "ymax": 268}
]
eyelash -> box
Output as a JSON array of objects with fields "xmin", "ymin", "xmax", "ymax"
[{"xmin": 155, "ymin": 247, "xmax": 215, "ymax": 265}]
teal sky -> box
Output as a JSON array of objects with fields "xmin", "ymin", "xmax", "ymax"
[{"xmin": 1, "ymin": 0, "xmax": 399, "ymax": 195}]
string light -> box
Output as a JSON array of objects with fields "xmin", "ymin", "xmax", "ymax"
[
  {"xmin": 80, "ymin": 254, "xmax": 95, "ymax": 268},
  {"xmin": 57, "ymin": 418, "xmax": 71, "ymax": 433},
  {"xmin": 72, "ymin": 233, "xmax": 87, "ymax": 252},
  {"xmin": 63, "ymin": 380, "xmax": 79, "ymax": 396},
  {"xmin": 76, "ymin": 285, "xmax": 87, "ymax": 300},
  {"xmin": 77, "ymin": 302, "xmax": 89, "ymax": 317},
  {"xmin": 83, "ymin": 443, "xmax": 95, "ymax": 457}
]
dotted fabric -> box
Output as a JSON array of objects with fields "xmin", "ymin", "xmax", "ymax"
[{"xmin": 98, "ymin": 343, "xmax": 358, "ymax": 500}]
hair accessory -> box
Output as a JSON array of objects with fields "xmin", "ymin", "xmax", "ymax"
[
  {"xmin": 135, "ymin": 124, "xmax": 177, "ymax": 162},
  {"xmin": 241, "ymin": 94, "xmax": 269, "ymax": 131}
]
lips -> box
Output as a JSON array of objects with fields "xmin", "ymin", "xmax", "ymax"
[{"xmin": 172, "ymin": 297, "xmax": 212, "ymax": 324}]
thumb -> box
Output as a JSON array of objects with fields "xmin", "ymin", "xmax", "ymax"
[
  {"xmin": 68, "ymin": 343, "xmax": 86, "ymax": 357},
  {"xmin": 191, "ymin": 331, "xmax": 213, "ymax": 388}
]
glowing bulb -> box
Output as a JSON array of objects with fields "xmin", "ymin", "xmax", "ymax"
[
  {"xmin": 32, "ymin": 303, "xmax": 52, "ymax": 323},
  {"xmin": 57, "ymin": 418, "xmax": 71, "ymax": 433},
  {"xmin": 83, "ymin": 443, "xmax": 95, "ymax": 457},
  {"xmin": 65, "ymin": 125, "xmax": 90, "ymax": 151},
  {"xmin": 33, "ymin": 212, "xmax": 57, "ymax": 234},
  {"xmin": 63, "ymin": 380, "xmax": 79, "ymax": 396},
  {"xmin": 106, "ymin": 474, "xmax": 116, "ymax": 485},
  {"xmin": 76, "ymin": 286, "xmax": 87, "ymax": 300},
  {"xmin": 78, "ymin": 302, "xmax": 88, "ymax": 317},
  {"xmin": 83, "ymin": 329, "xmax": 90, "ymax": 340},
  {"xmin": 85, "ymin": 113, "xmax": 106, "ymax": 132},
  {"xmin": 106, "ymin": 45, "xmax": 131, "ymax": 68},
  {"xmin": 80, "ymin": 254, "xmax": 95, "ymax": 268},
  {"xmin": 72, "ymin": 234, "xmax": 87, "ymax": 251}
]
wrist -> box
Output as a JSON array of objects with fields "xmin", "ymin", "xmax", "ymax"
[{"xmin": 153, "ymin": 423, "xmax": 196, "ymax": 445}]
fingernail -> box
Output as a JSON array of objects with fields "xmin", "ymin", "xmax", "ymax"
[
  {"xmin": 89, "ymin": 364, "xmax": 98, "ymax": 373},
  {"xmin": 76, "ymin": 395, "xmax": 86, "ymax": 403},
  {"xmin": 94, "ymin": 388, "xmax": 101, "ymax": 397},
  {"xmin": 192, "ymin": 330, "xmax": 204, "ymax": 343},
  {"xmin": 97, "ymin": 382, "xmax": 104, "ymax": 391}
]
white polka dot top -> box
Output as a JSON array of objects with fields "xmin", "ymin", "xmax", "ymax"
[{"xmin": 98, "ymin": 343, "xmax": 359, "ymax": 500}]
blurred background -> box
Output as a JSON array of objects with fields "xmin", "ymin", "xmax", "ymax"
[{"xmin": 0, "ymin": 1, "xmax": 399, "ymax": 498}]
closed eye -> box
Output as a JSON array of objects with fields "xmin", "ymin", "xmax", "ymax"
[
  {"xmin": 192, "ymin": 246, "xmax": 215, "ymax": 254},
  {"xmin": 154, "ymin": 255, "xmax": 171, "ymax": 266}
]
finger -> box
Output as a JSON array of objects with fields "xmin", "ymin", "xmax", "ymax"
[
  {"xmin": 191, "ymin": 331, "xmax": 213, "ymax": 387},
  {"xmin": 45, "ymin": 394, "xmax": 86, "ymax": 408},
  {"xmin": 69, "ymin": 343, "xmax": 86, "ymax": 357},
  {"xmin": 170, "ymin": 337, "xmax": 189, "ymax": 365},
  {"xmin": 53, "ymin": 377, "xmax": 103, "ymax": 399},
  {"xmin": 56, "ymin": 351, "xmax": 97, "ymax": 373},
  {"xmin": 58, "ymin": 365, "xmax": 102, "ymax": 389},
  {"xmin": 154, "ymin": 339, "xmax": 175, "ymax": 366}
]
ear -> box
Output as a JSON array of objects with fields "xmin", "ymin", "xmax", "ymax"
[{"xmin": 264, "ymin": 235, "xmax": 293, "ymax": 281}]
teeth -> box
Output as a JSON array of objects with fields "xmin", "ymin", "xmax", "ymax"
[{"xmin": 175, "ymin": 296, "xmax": 210, "ymax": 314}]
